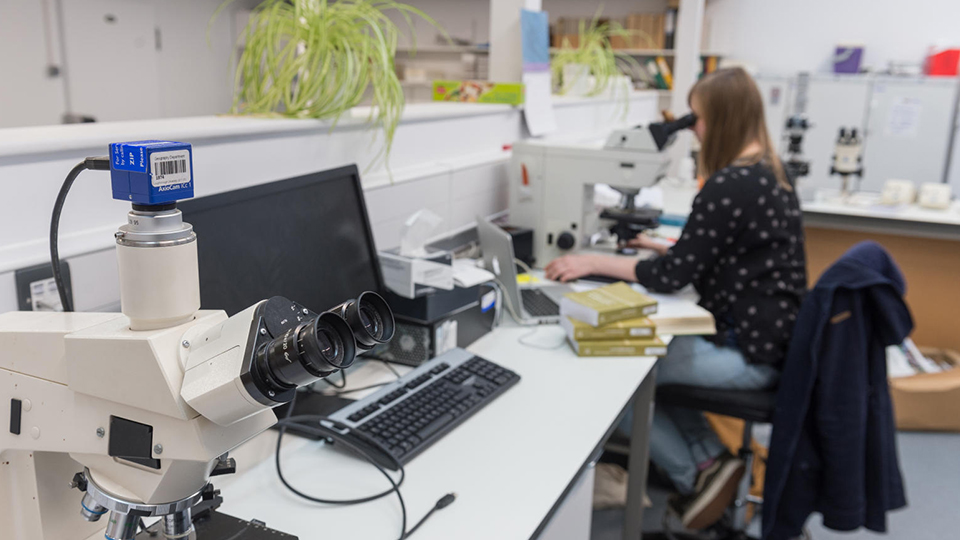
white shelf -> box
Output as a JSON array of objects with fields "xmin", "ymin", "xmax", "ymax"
[
  {"xmin": 395, "ymin": 47, "xmax": 721, "ymax": 57},
  {"xmin": 550, "ymin": 48, "xmax": 723, "ymax": 57},
  {"xmin": 396, "ymin": 45, "xmax": 488, "ymax": 54}
]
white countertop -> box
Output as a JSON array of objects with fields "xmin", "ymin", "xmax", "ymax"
[
  {"xmin": 801, "ymin": 196, "xmax": 960, "ymax": 227},
  {"xmin": 798, "ymin": 189, "xmax": 960, "ymax": 240},
  {"xmin": 214, "ymin": 323, "xmax": 658, "ymax": 540}
]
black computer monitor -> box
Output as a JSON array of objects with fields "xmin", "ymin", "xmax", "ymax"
[{"xmin": 179, "ymin": 165, "xmax": 384, "ymax": 316}]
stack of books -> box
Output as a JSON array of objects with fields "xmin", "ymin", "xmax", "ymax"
[{"xmin": 560, "ymin": 282, "xmax": 668, "ymax": 357}]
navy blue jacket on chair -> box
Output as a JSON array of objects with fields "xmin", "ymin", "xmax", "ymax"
[{"xmin": 762, "ymin": 241, "xmax": 912, "ymax": 539}]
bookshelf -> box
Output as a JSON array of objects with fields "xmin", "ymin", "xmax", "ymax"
[
  {"xmin": 550, "ymin": 48, "xmax": 723, "ymax": 57},
  {"xmin": 395, "ymin": 45, "xmax": 489, "ymax": 54}
]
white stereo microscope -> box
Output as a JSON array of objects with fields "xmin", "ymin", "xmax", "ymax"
[
  {"xmin": 830, "ymin": 127, "xmax": 865, "ymax": 194},
  {"xmin": 508, "ymin": 114, "xmax": 695, "ymax": 265},
  {"xmin": 0, "ymin": 142, "xmax": 394, "ymax": 540}
]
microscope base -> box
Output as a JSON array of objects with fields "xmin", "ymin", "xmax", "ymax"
[{"xmin": 136, "ymin": 509, "xmax": 298, "ymax": 540}]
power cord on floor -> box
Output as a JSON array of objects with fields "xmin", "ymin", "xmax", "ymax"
[{"xmin": 275, "ymin": 399, "xmax": 456, "ymax": 539}]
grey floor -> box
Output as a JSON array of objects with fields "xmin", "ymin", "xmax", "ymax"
[{"xmin": 591, "ymin": 432, "xmax": 960, "ymax": 539}]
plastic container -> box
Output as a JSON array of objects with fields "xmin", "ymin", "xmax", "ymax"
[
  {"xmin": 833, "ymin": 45, "xmax": 864, "ymax": 74},
  {"xmin": 926, "ymin": 48, "xmax": 960, "ymax": 76}
]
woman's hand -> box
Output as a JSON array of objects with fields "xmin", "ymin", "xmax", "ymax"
[
  {"xmin": 546, "ymin": 253, "xmax": 643, "ymax": 284},
  {"xmin": 626, "ymin": 233, "xmax": 672, "ymax": 256},
  {"xmin": 544, "ymin": 254, "xmax": 598, "ymax": 283}
]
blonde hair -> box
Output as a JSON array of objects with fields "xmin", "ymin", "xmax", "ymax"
[{"xmin": 689, "ymin": 67, "xmax": 790, "ymax": 189}]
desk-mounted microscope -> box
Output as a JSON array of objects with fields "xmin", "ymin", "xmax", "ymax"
[
  {"xmin": 830, "ymin": 127, "xmax": 865, "ymax": 194},
  {"xmin": 0, "ymin": 142, "xmax": 394, "ymax": 540},
  {"xmin": 508, "ymin": 114, "xmax": 695, "ymax": 265}
]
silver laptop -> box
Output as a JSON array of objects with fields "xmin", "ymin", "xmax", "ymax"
[{"xmin": 476, "ymin": 217, "xmax": 574, "ymax": 325}]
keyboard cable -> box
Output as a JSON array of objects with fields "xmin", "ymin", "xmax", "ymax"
[
  {"xmin": 310, "ymin": 359, "xmax": 403, "ymax": 397},
  {"xmin": 274, "ymin": 397, "xmax": 456, "ymax": 539}
]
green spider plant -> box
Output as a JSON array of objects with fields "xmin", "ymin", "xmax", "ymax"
[
  {"xmin": 551, "ymin": 10, "xmax": 645, "ymax": 99},
  {"xmin": 215, "ymin": 0, "xmax": 445, "ymax": 168}
]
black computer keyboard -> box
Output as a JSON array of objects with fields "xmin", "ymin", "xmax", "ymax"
[
  {"xmin": 521, "ymin": 288, "xmax": 560, "ymax": 317},
  {"xmin": 326, "ymin": 348, "xmax": 519, "ymax": 470}
]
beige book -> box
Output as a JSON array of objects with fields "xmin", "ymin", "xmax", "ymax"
[
  {"xmin": 561, "ymin": 316, "xmax": 656, "ymax": 341},
  {"xmin": 569, "ymin": 336, "xmax": 668, "ymax": 357},
  {"xmin": 647, "ymin": 295, "xmax": 716, "ymax": 336},
  {"xmin": 560, "ymin": 282, "xmax": 658, "ymax": 327}
]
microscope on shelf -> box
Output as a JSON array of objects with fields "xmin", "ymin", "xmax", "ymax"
[
  {"xmin": 830, "ymin": 127, "xmax": 865, "ymax": 194},
  {"xmin": 782, "ymin": 72, "xmax": 811, "ymax": 182},
  {"xmin": 783, "ymin": 115, "xmax": 811, "ymax": 180},
  {"xmin": 508, "ymin": 114, "xmax": 695, "ymax": 265},
  {"xmin": 0, "ymin": 141, "xmax": 394, "ymax": 540}
]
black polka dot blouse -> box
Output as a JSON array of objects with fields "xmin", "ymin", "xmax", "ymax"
[{"xmin": 635, "ymin": 162, "xmax": 807, "ymax": 366}]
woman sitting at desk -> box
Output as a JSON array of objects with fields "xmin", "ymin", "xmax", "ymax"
[{"xmin": 545, "ymin": 67, "xmax": 807, "ymax": 530}]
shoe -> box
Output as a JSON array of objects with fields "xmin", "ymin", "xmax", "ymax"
[
  {"xmin": 593, "ymin": 463, "xmax": 628, "ymax": 509},
  {"xmin": 592, "ymin": 463, "xmax": 653, "ymax": 510},
  {"xmin": 675, "ymin": 453, "xmax": 746, "ymax": 530}
]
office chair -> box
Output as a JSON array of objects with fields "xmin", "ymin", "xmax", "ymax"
[{"xmin": 651, "ymin": 385, "xmax": 778, "ymax": 540}]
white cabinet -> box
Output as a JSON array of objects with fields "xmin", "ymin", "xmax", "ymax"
[
  {"xmin": 797, "ymin": 75, "xmax": 872, "ymax": 198},
  {"xmin": 776, "ymin": 75, "xmax": 959, "ymax": 198},
  {"xmin": 862, "ymin": 77, "xmax": 958, "ymax": 191},
  {"xmin": 754, "ymin": 74, "xmax": 794, "ymax": 154}
]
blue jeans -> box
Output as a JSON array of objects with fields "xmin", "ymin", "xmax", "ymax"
[{"xmin": 620, "ymin": 336, "xmax": 779, "ymax": 494}]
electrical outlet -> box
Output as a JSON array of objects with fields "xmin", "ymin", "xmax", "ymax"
[{"xmin": 15, "ymin": 262, "xmax": 72, "ymax": 312}]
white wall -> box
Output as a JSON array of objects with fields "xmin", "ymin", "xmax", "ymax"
[
  {"xmin": 704, "ymin": 0, "xmax": 960, "ymax": 74},
  {"xmin": 154, "ymin": 0, "xmax": 256, "ymax": 118},
  {"xmin": 389, "ymin": 0, "xmax": 489, "ymax": 47},
  {"xmin": 0, "ymin": 0, "xmax": 66, "ymax": 127},
  {"xmin": 0, "ymin": 0, "xmax": 256, "ymax": 128}
]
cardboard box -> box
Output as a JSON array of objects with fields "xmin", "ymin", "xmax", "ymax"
[
  {"xmin": 626, "ymin": 13, "xmax": 665, "ymax": 50},
  {"xmin": 889, "ymin": 348, "xmax": 960, "ymax": 432},
  {"xmin": 432, "ymin": 80, "xmax": 524, "ymax": 105},
  {"xmin": 553, "ymin": 17, "xmax": 579, "ymax": 48},
  {"xmin": 380, "ymin": 248, "xmax": 454, "ymax": 299},
  {"xmin": 606, "ymin": 17, "xmax": 627, "ymax": 49}
]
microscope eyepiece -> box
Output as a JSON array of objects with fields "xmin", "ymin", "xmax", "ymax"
[
  {"xmin": 257, "ymin": 312, "xmax": 357, "ymax": 389},
  {"xmin": 647, "ymin": 113, "xmax": 698, "ymax": 151},
  {"xmin": 327, "ymin": 292, "xmax": 396, "ymax": 350}
]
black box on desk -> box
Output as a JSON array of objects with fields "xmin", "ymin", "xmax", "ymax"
[
  {"xmin": 372, "ymin": 290, "xmax": 496, "ymax": 367},
  {"xmin": 385, "ymin": 285, "xmax": 481, "ymax": 321},
  {"xmin": 500, "ymin": 225, "xmax": 535, "ymax": 267}
]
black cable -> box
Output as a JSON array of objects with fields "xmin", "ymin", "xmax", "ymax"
[
  {"xmin": 312, "ymin": 358, "xmax": 404, "ymax": 396},
  {"xmin": 275, "ymin": 416, "xmax": 406, "ymax": 505},
  {"xmin": 407, "ymin": 493, "xmax": 457, "ymax": 537},
  {"xmin": 49, "ymin": 157, "xmax": 110, "ymax": 312},
  {"xmin": 323, "ymin": 381, "xmax": 392, "ymax": 396},
  {"xmin": 320, "ymin": 369, "xmax": 348, "ymax": 389},
  {"xmin": 275, "ymin": 404, "xmax": 455, "ymax": 539},
  {"xmin": 376, "ymin": 358, "xmax": 403, "ymax": 378}
]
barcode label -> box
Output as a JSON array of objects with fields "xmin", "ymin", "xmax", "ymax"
[
  {"xmin": 151, "ymin": 149, "xmax": 191, "ymax": 187},
  {"xmin": 157, "ymin": 159, "xmax": 186, "ymax": 176}
]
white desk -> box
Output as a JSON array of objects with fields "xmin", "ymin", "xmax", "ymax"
[
  {"xmin": 801, "ymin": 196, "xmax": 960, "ymax": 241},
  {"xmin": 214, "ymin": 322, "xmax": 660, "ymax": 540}
]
